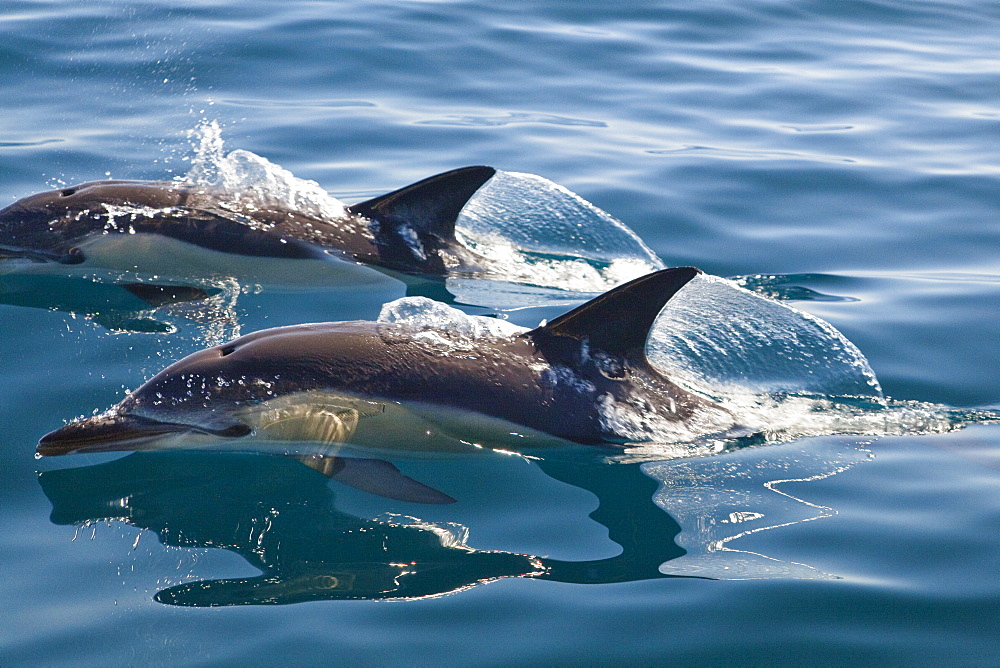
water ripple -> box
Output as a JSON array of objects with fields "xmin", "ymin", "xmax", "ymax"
[
  {"xmin": 646, "ymin": 144, "xmax": 858, "ymax": 164},
  {"xmin": 418, "ymin": 112, "xmax": 607, "ymax": 127},
  {"xmin": 0, "ymin": 138, "xmax": 63, "ymax": 148}
]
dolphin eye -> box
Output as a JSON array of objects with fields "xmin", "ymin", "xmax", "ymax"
[{"xmin": 57, "ymin": 247, "xmax": 85, "ymax": 265}]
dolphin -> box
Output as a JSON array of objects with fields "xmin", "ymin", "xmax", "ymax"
[
  {"xmin": 38, "ymin": 267, "xmax": 738, "ymax": 467},
  {"xmin": 0, "ymin": 165, "xmax": 495, "ymax": 277}
]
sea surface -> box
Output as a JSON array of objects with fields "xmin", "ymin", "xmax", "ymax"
[{"xmin": 2, "ymin": 1, "xmax": 999, "ymax": 665}]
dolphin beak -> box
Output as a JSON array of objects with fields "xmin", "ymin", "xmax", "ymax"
[
  {"xmin": 0, "ymin": 244, "xmax": 75, "ymax": 264},
  {"xmin": 0, "ymin": 247, "xmax": 49, "ymax": 263},
  {"xmin": 37, "ymin": 414, "xmax": 192, "ymax": 456}
]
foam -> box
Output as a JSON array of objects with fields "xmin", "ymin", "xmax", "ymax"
[{"xmin": 181, "ymin": 121, "xmax": 349, "ymax": 223}]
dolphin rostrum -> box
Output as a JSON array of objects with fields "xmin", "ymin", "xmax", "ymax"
[
  {"xmin": 0, "ymin": 166, "xmax": 495, "ymax": 277},
  {"xmin": 38, "ymin": 267, "xmax": 737, "ymax": 463}
]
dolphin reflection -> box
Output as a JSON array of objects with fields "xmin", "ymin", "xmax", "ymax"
[
  {"xmin": 39, "ymin": 436, "xmax": 866, "ymax": 604},
  {"xmin": 38, "ymin": 450, "xmax": 691, "ymax": 605}
]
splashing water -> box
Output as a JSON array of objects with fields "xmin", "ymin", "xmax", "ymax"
[
  {"xmin": 379, "ymin": 296, "xmax": 526, "ymax": 339},
  {"xmin": 144, "ymin": 276, "xmax": 245, "ymax": 347},
  {"xmin": 629, "ymin": 274, "xmax": 999, "ymax": 458},
  {"xmin": 378, "ymin": 296, "xmax": 527, "ymax": 352},
  {"xmin": 458, "ymin": 170, "xmax": 661, "ymax": 262},
  {"xmin": 649, "ymin": 273, "xmax": 882, "ymax": 399},
  {"xmin": 181, "ymin": 120, "xmax": 349, "ymax": 222},
  {"xmin": 455, "ymin": 170, "xmax": 665, "ymax": 293}
]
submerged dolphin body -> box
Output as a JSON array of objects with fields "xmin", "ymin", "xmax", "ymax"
[
  {"xmin": 39, "ymin": 267, "xmax": 737, "ymax": 465},
  {"xmin": 0, "ymin": 166, "xmax": 495, "ymax": 277}
]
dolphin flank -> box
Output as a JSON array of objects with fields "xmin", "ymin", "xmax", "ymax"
[
  {"xmin": 0, "ymin": 165, "xmax": 495, "ymax": 276},
  {"xmin": 38, "ymin": 267, "xmax": 737, "ymax": 462}
]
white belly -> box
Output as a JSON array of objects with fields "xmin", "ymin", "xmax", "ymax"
[{"xmin": 7, "ymin": 232, "xmax": 395, "ymax": 289}]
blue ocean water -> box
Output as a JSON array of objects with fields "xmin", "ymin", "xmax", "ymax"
[{"xmin": 2, "ymin": 0, "xmax": 999, "ymax": 664}]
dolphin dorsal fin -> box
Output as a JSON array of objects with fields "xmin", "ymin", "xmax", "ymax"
[
  {"xmin": 348, "ymin": 165, "xmax": 495, "ymax": 240},
  {"xmin": 526, "ymin": 267, "xmax": 702, "ymax": 363}
]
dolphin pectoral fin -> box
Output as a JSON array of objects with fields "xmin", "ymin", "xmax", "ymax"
[
  {"xmin": 292, "ymin": 455, "xmax": 457, "ymax": 505},
  {"xmin": 0, "ymin": 275, "xmax": 177, "ymax": 332},
  {"xmin": 91, "ymin": 313, "xmax": 174, "ymax": 333},
  {"xmin": 348, "ymin": 166, "xmax": 495, "ymax": 272},
  {"xmin": 119, "ymin": 282, "xmax": 215, "ymax": 307}
]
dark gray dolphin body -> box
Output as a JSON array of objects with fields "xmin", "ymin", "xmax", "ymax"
[
  {"xmin": 38, "ymin": 267, "xmax": 736, "ymax": 463},
  {"xmin": 0, "ymin": 166, "xmax": 495, "ymax": 275}
]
